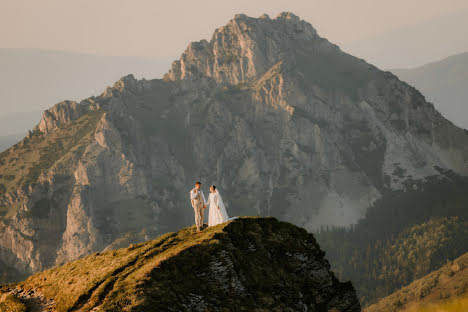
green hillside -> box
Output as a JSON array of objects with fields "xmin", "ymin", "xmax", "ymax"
[{"xmin": 316, "ymin": 172, "xmax": 468, "ymax": 306}]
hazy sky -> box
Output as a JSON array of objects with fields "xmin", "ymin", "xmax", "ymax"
[{"xmin": 1, "ymin": 0, "xmax": 468, "ymax": 68}]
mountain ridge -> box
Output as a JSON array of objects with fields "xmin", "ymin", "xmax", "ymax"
[{"xmin": 0, "ymin": 217, "xmax": 361, "ymax": 312}]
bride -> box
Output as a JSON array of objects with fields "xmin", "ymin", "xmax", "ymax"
[{"xmin": 207, "ymin": 185, "xmax": 229, "ymax": 226}]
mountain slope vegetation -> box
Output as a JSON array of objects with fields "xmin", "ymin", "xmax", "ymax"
[
  {"xmin": 365, "ymin": 251, "xmax": 468, "ymax": 312},
  {"xmin": 316, "ymin": 172, "xmax": 468, "ymax": 305}
]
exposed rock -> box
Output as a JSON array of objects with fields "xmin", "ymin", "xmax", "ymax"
[{"xmin": 165, "ymin": 12, "xmax": 322, "ymax": 84}]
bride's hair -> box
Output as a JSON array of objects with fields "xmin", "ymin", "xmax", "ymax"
[{"xmin": 211, "ymin": 185, "xmax": 216, "ymax": 190}]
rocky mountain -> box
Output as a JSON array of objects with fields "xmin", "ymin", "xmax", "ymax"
[
  {"xmin": 365, "ymin": 250, "xmax": 468, "ymax": 312},
  {"xmin": 1, "ymin": 12, "xmax": 468, "ymax": 284},
  {"xmin": 391, "ymin": 51, "xmax": 468, "ymax": 130},
  {"xmin": 0, "ymin": 218, "xmax": 361, "ymax": 312}
]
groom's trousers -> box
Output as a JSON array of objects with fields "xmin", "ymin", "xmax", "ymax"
[{"xmin": 194, "ymin": 204, "xmax": 204, "ymax": 228}]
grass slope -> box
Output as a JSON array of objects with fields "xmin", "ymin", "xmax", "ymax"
[
  {"xmin": 0, "ymin": 217, "xmax": 358, "ymax": 312},
  {"xmin": 0, "ymin": 293, "xmax": 27, "ymax": 312},
  {"xmin": 365, "ymin": 251, "xmax": 468, "ymax": 312}
]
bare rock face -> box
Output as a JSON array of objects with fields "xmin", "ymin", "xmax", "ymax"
[
  {"xmin": 1, "ymin": 12, "xmax": 468, "ymax": 283},
  {"xmin": 165, "ymin": 12, "xmax": 324, "ymax": 84},
  {"xmin": 34, "ymin": 100, "xmax": 95, "ymax": 134}
]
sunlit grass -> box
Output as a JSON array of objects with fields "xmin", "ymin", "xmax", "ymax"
[
  {"xmin": 406, "ymin": 294, "xmax": 468, "ymax": 312},
  {"xmin": 0, "ymin": 292, "xmax": 27, "ymax": 312}
]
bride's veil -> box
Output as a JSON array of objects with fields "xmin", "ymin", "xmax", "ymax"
[{"xmin": 215, "ymin": 189, "xmax": 229, "ymax": 219}]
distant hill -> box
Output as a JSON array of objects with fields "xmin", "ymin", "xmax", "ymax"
[
  {"xmin": 391, "ymin": 52, "xmax": 468, "ymax": 130},
  {"xmin": 0, "ymin": 218, "xmax": 360, "ymax": 312},
  {"xmin": 365, "ymin": 251, "xmax": 468, "ymax": 312},
  {"xmin": 343, "ymin": 8, "xmax": 468, "ymax": 69}
]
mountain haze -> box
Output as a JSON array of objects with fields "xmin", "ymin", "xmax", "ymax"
[
  {"xmin": 0, "ymin": 49, "xmax": 170, "ymax": 145},
  {"xmin": 0, "ymin": 48, "xmax": 170, "ymax": 113},
  {"xmin": 0, "ymin": 111, "xmax": 45, "ymax": 153},
  {"xmin": 343, "ymin": 8, "xmax": 468, "ymax": 69},
  {"xmin": 0, "ymin": 133, "xmax": 25, "ymax": 153},
  {"xmin": 1, "ymin": 12, "xmax": 468, "ymax": 284},
  {"xmin": 392, "ymin": 51, "xmax": 468, "ymax": 130}
]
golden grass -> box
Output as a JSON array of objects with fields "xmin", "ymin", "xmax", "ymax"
[
  {"xmin": 405, "ymin": 294, "xmax": 468, "ymax": 312},
  {"xmin": 0, "ymin": 292, "xmax": 27, "ymax": 312},
  {"xmin": 365, "ymin": 251, "xmax": 468, "ymax": 312},
  {"xmin": 16, "ymin": 221, "xmax": 230, "ymax": 311}
]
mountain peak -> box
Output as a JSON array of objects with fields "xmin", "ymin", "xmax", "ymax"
[
  {"xmin": 276, "ymin": 11, "xmax": 301, "ymax": 22},
  {"xmin": 164, "ymin": 12, "xmax": 321, "ymax": 84}
]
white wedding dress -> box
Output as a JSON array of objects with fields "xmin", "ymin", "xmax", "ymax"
[{"xmin": 207, "ymin": 189, "xmax": 229, "ymax": 226}]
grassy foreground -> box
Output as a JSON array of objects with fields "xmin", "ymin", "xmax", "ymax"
[
  {"xmin": 2, "ymin": 219, "xmax": 230, "ymax": 311},
  {"xmin": 0, "ymin": 217, "xmax": 359, "ymax": 312},
  {"xmin": 0, "ymin": 293, "xmax": 27, "ymax": 312}
]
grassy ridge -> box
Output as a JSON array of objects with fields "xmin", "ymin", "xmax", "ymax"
[
  {"xmin": 11, "ymin": 221, "xmax": 223, "ymax": 311},
  {"xmin": 0, "ymin": 293, "xmax": 27, "ymax": 312},
  {"xmin": 365, "ymin": 252, "xmax": 468, "ymax": 312},
  {"xmin": 0, "ymin": 217, "xmax": 358, "ymax": 312},
  {"xmin": 405, "ymin": 295, "xmax": 468, "ymax": 312}
]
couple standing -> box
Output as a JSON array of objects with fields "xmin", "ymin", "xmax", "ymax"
[{"xmin": 190, "ymin": 181, "xmax": 229, "ymax": 232}]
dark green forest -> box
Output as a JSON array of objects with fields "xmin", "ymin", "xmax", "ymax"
[{"xmin": 315, "ymin": 170, "xmax": 468, "ymax": 306}]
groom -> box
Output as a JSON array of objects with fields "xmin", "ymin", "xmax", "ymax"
[{"xmin": 190, "ymin": 181, "xmax": 207, "ymax": 232}]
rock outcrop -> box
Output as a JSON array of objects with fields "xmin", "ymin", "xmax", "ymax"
[
  {"xmin": 0, "ymin": 218, "xmax": 361, "ymax": 312},
  {"xmin": 1, "ymin": 12, "xmax": 468, "ymax": 283}
]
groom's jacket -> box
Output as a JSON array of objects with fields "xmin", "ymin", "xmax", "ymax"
[{"xmin": 190, "ymin": 189, "xmax": 206, "ymax": 207}]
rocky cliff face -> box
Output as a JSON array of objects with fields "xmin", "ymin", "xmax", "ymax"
[
  {"xmin": 1, "ymin": 218, "xmax": 361, "ymax": 312},
  {"xmin": 1, "ymin": 12, "xmax": 468, "ymax": 283}
]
